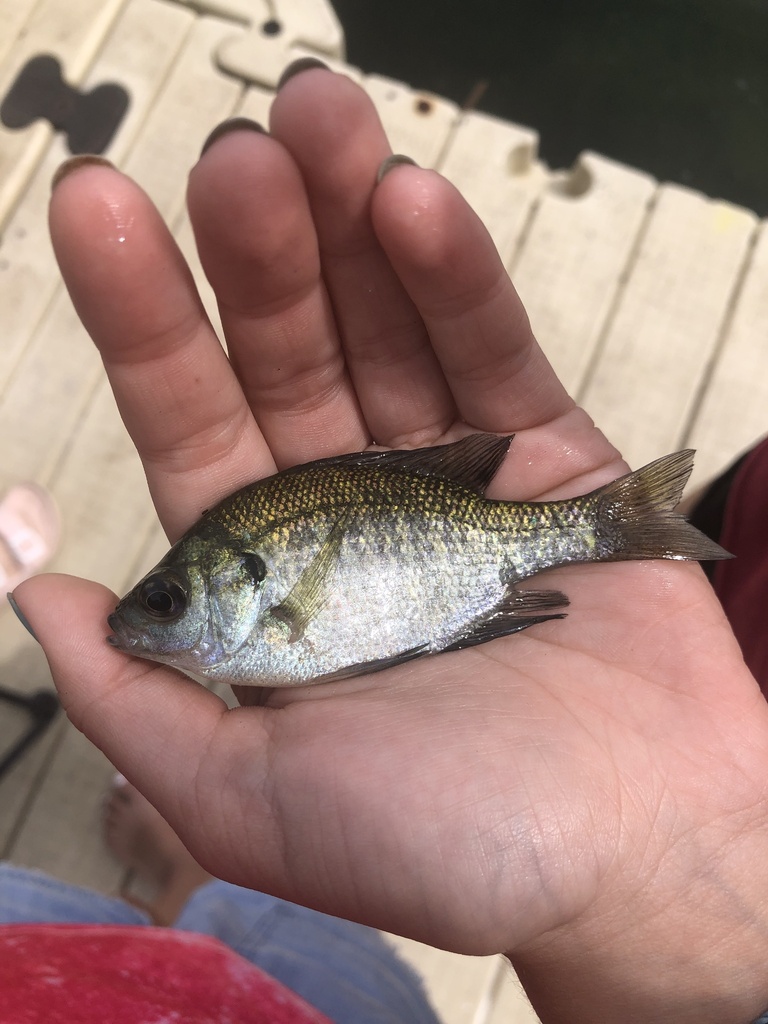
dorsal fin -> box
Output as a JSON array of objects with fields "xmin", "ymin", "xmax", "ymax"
[
  {"xmin": 282, "ymin": 433, "xmax": 513, "ymax": 495},
  {"xmin": 378, "ymin": 433, "xmax": 513, "ymax": 492}
]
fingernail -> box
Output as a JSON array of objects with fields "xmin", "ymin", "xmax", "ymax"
[
  {"xmin": 276, "ymin": 57, "xmax": 329, "ymax": 91},
  {"xmin": 200, "ymin": 117, "xmax": 266, "ymax": 158},
  {"xmin": 51, "ymin": 154, "xmax": 114, "ymax": 193},
  {"xmin": 7, "ymin": 593, "xmax": 39, "ymax": 642},
  {"xmin": 376, "ymin": 154, "xmax": 418, "ymax": 185}
]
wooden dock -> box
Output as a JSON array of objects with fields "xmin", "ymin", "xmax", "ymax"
[{"xmin": 1, "ymin": 2, "xmax": 766, "ymax": 1021}]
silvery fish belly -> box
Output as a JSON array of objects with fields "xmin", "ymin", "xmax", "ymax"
[{"xmin": 107, "ymin": 434, "xmax": 730, "ymax": 687}]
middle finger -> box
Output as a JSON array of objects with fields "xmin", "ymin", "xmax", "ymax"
[{"xmin": 270, "ymin": 66, "xmax": 457, "ymax": 448}]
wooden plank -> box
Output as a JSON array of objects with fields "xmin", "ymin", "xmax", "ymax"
[
  {"xmin": 166, "ymin": 0, "xmax": 345, "ymax": 51},
  {"xmin": 122, "ymin": 16, "xmax": 244, "ymax": 220},
  {"xmin": 162, "ymin": 0, "xmax": 265, "ymax": 24},
  {"xmin": 215, "ymin": 0, "xmax": 345, "ymax": 88},
  {"xmin": 684, "ymin": 221, "xmax": 768, "ymax": 487},
  {"xmin": 83, "ymin": 0, "xmax": 195, "ymax": 153},
  {"xmin": 364, "ymin": 75, "xmax": 458, "ymax": 168},
  {"xmin": 0, "ymin": 0, "xmax": 128, "ymax": 229},
  {"xmin": 0, "ymin": 0, "xmax": 195, "ymax": 397},
  {"xmin": 272, "ymin": 0, "xmax": 345, "ymax": 57},
  {"xmin": 438, "ymin": 110, "xmax": 547, "ymax": 266},
  {"xmin": 577, "ymin": 186, "xmax": 756, "ymax": 469},
  {"xmin": 0, "ymin": 300, "xmax": 104, "ymax": 488},
  {"xmin": 385, "ymin": 934, "xmax": 499, "ymax": 1024},
  {"xmin": 8, "ymin": 721, "xmax": 125, "ymax": 893},
  {"xmin": 511, "ymin": 152, "xmax": 655, "ymax": 395},
  {"xmin": 0, "ymin": 0, "xmax": 40, "ymax": 71}
]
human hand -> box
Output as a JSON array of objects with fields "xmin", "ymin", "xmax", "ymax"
[{"xmin": 14, "ymin": 65, "xmax": 768, "ymax": 1023}]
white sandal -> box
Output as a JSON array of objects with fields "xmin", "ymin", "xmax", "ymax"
[{"xmin": 0, "ymin": 483, "xmax": 60, "ymax": 593}]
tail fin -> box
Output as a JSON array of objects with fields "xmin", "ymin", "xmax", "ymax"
[{"xmin": 595, "ymin": 450, "xmax": 732, "ymax": 562}]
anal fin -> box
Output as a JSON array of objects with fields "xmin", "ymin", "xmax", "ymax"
[
  {"xmin": 443, "ymin": 588, "xmax": 569, "ymax": 652},
  {"xmin": 316, "ymin": 643, "xmax": 431, "ymax": 683}
]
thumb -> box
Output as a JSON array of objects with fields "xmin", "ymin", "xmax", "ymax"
[{"xmin": 10, "ymin": 573, "xmax": 235, "ymax": 821}]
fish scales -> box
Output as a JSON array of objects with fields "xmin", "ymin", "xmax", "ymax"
[
  {"xmin": 231, "ymin": 464, "xmax": 507, "ymax": 681},
  {"xmin": 487, "ymin": 497, "xmax": 602, "ymax": 579},
  {"xmin": 107, "ymin": 435, "xmax": 731, "ymax": 687},
  {"xmin": 213, "ymin": 464, "xmax": 489, "ymax": 538}
]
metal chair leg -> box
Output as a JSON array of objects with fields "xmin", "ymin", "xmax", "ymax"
[{"xmin": 0, "ymin": 686, "xmax": 60, "ymax": 778}]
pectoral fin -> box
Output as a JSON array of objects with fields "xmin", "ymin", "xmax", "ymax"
[
  {"xmin": 269, "ymin": 511, "xmax": 351, "ymax": 642},
  {"xmin": 443, "ymin": 588, "xmax": 569, "ymax": 652}
]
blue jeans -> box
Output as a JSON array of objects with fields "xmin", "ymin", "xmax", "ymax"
[{"xmin": 0, "ymin": 863, "xmax": 441, "ymax": 1024}]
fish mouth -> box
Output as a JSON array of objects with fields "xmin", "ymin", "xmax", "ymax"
[{"xmin": 107, "ymin": 611, "xmax": 138, "ymax": 650}]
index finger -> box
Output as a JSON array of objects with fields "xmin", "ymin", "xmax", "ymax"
[{"xmin": 49, "ymin": 161, "xmax": 273, "ymax": 540}]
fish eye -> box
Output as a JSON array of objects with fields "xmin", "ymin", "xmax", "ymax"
[{"xmin": 138, "ymin": 573, "xmax": 187, "ymax": 621}]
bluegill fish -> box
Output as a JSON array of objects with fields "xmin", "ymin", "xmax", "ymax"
[{"xmin": 107, "ymin": 434, "xmax": 729, "ymax": 687}]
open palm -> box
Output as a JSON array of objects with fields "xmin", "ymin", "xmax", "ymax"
[{"xmin": 16, "ymin": 66, "xmax": 768, "ymax": 1023}]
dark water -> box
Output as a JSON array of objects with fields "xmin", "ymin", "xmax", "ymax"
[{"xmin": 332, "ymin": 0, "xmax": 768, "ymax": 214}]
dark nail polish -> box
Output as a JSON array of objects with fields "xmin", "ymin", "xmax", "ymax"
[
  {"xmin": 7, "ymin": 593, "xmax": 39, "ymax": 642},
  {"xmin": 376, "ymin": 154, "xmax": 418, "ymax": 185},
  {"xmin": 200, "ymin": 117, "xmax": 267, "ymax": 158},
  {"xmin": 276, "ymin": 57, "xmax": 329, "ymax": 91},
  {"xmin": 51, "ymin": 154, "xmax": 114, "ymax": 192}
]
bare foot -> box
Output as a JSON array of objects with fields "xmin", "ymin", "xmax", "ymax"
[{"xmin": 104, "ymin": 774, "xmax": 211, "ymax": 925}]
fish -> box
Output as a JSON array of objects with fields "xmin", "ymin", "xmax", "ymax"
[{"xmin": 107, "ymin": 434, "xmax": 730, "ymax": 687}]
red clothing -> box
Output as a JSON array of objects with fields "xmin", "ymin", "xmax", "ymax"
[
  {"xmin": 713, "ymin": 436, "xmax": 768, "ymax": 692},
  {"xmin": 0, "ymin": 924, "xmax": 332, "ymax": 1023}
]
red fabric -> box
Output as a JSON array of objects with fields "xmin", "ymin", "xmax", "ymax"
[
  {"xmin": 0, "ymin": 924, "xmax": 332, "ymax": 1024},
  {"xmin": 713, "ymin": 436, "xmax": 768, "ymax": 693}
]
